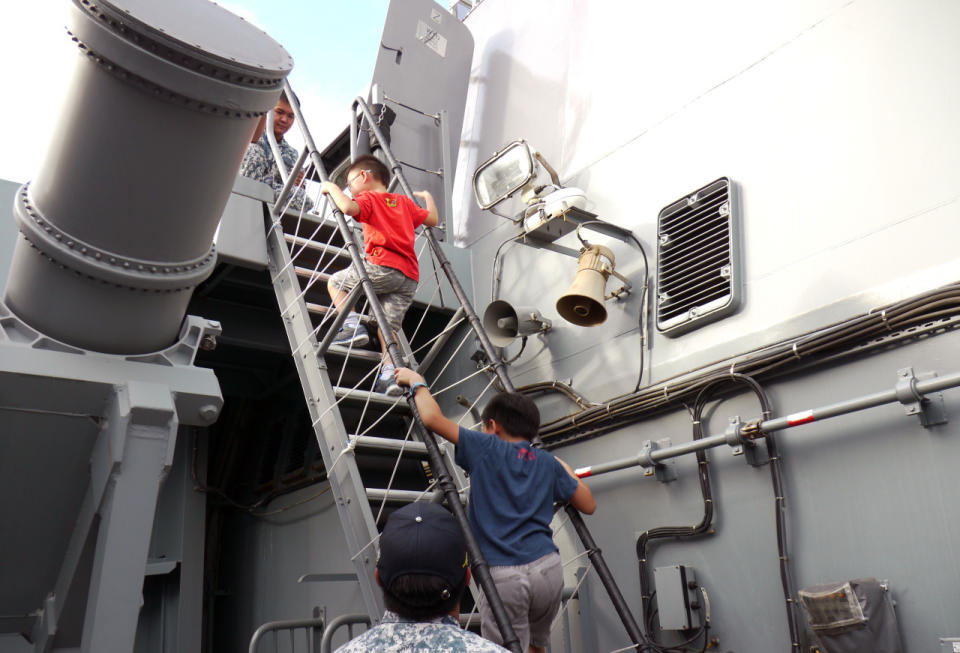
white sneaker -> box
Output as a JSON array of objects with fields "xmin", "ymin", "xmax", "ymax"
[
  {"xmin": 332, "ymin": 323, "xmax": 369, "ymax": 347},
  {"xmin": 376, "ymin": 376, "xmax": 404, "ymax": 397}
]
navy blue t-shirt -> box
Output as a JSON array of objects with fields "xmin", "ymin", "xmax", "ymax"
[{"xmin": 455, "ymin": 426, "xmax": 579, "ymax": 567}]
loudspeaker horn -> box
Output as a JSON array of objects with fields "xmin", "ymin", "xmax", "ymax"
[
  {"xmin": 482, "ymin": 300, "xmax": 552, "ymax": 347},
  {"xmin": 556, "ymin": 245, "xmax": 615, "ymax": 326}
]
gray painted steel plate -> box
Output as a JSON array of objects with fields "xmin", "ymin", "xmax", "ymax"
[{"xmin": 95, "ymin": 0, "xmax": 293, "ymax": 76}]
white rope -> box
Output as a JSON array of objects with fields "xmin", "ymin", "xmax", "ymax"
[
  {"xmin": 273, "ymin": 163, "xmax": 312, "ymax": 224},
  {"xmin": 413, "ymin": 478, "xmax": 439, "ymax": 503},
  {"xmin": 291, "ymin": 319, "xmax": 324, "ymax": 358},
  {"xmin": 278, "ymin": 224, "xmax": 323, "ymax": 277},
  {"xmin": 282, "ymin": 243, "xmax": 341, "ymax": 317},
  {"xmin": 283, "ymin": 169, "xmax": 309, "ymax": 244},
  {"xmin": 350, "ymin": 531, "xmax": 381, "ymax": 563},
  {"xmin": 281, "ymin": 257, "xmax": 337, "ymax": 348},
  {"xmin": 434, "ymin": 365, "xmax": 494, "ymax": 398},
  {"xmin": 273, "ymin": 200, "xmax": 336, "ymax": 281},
  {"xmin": 374, "ymin": 421, "xmax": 418, "ymax": 525},
  {"xmin": 560, "ymin": 549, "xmax": 592, "ymax": 569},
  {"xmin": 357, "ymin": 385, "xmax": 406, "ymax": 438},
  {"xmin": 327, "ymin": 435, "xmax": 359, "ymax": 475},
  {"xmin": 408, "ymin": 315, "xmax": 468, "ymax": 359},
  {"xmin": 333, "ymin": 304, "xmax": 372, "ymax": 389},
  {"xmin": 462, "ymin": 600, "xmax": 480, "ymax": 633},
  {"xmin": 549, "ymin": 560, "xmax": 593, "ymax": 636},
  {"xmin": 295, "ymin": 243, "xmax": 341, "ymax": 298},
  {"xmin": 344, "ymin": 358, "xmax": 398, "ymax": 434},
  {"xmin": 287, "ymin": 199, "xmax": 331, "ymax": 263},
  {"xmin": 408, "ymin": 278, "xmax": 444, "ymax": 345},
  {"xmin": 454, "ymin": 376, "xmax": 498, "ymax": 426},
  {"xmin": 420, "ymin": 233, "xmax": 449, "ymax": 309},
  {"xmin": 428, "ymin": 329, "xmax": 479, "ymax": 388},
  {"xmin": 607, "ymin": 644, "xmax": 640, "ymax": 653},
  {"xmin": 292, "ymin": 300, "xmax": 351, "ymax": 357},
  {"xmin": 311, "ymin": 360, "xmax": 380, "ymax": 429}
]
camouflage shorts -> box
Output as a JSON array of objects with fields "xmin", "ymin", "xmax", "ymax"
[{"xmin": 328, "ymin": 262, "xmax": 417, "ymax": 333}]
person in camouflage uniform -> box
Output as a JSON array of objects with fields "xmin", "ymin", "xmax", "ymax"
[
  {"xmin": 239, "ymin": 91, "xmax": 313, "ymax": 211},
  {"xmin": 334, "ymin": 503, "xmax": 509, "ymax": 653}
]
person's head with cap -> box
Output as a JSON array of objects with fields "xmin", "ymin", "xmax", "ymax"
[{"xmin": 376, "ymin": 502, "xmax": 471, "ymax": 620}]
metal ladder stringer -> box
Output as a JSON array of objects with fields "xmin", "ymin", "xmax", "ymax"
[
  {"xmin": 263, "ymin": 192, "xmax": 384, "ymax": 620},
  {"xmin": 350, "ymin": 96, "xmax": 648, "ymax": 652},
  {"xmin": 264, "ymin": 187, "xmax": 469, "ymax": 624}
]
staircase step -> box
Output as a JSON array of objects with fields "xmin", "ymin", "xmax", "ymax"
[
  {"xmin": 365, "ymin": 488, "xmax": 443, "ymax": 503},
  {"xmin": 306, "ymin": 302, "xmax": 375, "ymax": 326},
  {"xmin": 279, "ymin": 208, "xmax": 342, "ymax": 236},
  {"xmin": 323, "ymin": 344, "xmax": 383, "ymax": 363},
  {"xmin": 295, "ymin": 265, "xmax": 332, "ymax": 284},
  {"xmin": 284, "ymin": 233, "xmax": 351, "ymax": 262},
  {"xmin": 364, "ymin": 488, "xmax": 457, "ymax": 503},
  {"xmin": 333, "ymin": 386, "xmax": 411, "ymax": 411},
  {"xmin": 351, "ymin": 435, "xmax": 428, "ymax": 455}
]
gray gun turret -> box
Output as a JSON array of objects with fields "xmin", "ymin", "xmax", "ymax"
[{"xmin": 5, "ymin": 0, "xmax": 292, "ymax": 354}]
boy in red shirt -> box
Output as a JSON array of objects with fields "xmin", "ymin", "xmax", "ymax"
[{"xmin": 320, "ymin": 155, "xmax": 438, "ymax": 394}]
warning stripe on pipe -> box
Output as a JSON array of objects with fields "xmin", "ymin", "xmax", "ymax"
[
  {"xmin": 786, "ymin": 410, "xmax": 815, "ymax": 426},
  {"xmin": 575, "ymin": 467, "xmax": 592, "ymax": 478}
]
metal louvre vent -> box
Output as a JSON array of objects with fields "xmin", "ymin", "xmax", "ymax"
[{"xmin": 656, "ymin": 177, "xmax": 740, "ymax": 336}]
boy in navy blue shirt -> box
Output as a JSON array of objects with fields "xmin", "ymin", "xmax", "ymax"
[{"xmin": 395, "ymin": 367, "xmax": 596, "ymax": 653}]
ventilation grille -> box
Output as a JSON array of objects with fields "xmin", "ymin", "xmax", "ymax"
[{"xmin": 656, "ymin": 177, "xmax": 740, "ymax": 336}]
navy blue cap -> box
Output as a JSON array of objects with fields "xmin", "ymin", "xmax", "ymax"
[{"xmin": 377, "ymin": 503, "xmax": 469, "ymax": 592}]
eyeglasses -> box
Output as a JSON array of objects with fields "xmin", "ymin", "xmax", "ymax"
[{"xmin": 346, "ymin": 169, "xmax": 371, "ymax": 186}]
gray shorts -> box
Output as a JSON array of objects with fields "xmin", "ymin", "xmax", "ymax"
[
  {"xmin": 477, "ymin": 551, "xmax": 563, "ymax": 650},
  {"xmin": 328, "ymin": 262, "xmax": 417, "ymax": 333}
]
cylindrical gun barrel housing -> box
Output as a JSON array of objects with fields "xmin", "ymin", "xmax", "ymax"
[{"xmin": 5, "ymin": 0, "xmax": 293, "ymax": 353}]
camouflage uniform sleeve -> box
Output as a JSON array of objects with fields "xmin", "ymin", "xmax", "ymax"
[
  {"xmin": 276, "ymin": 140, "xmax": 314, "ymax": 211},
  {"xmin": 332, "ymin": 619, "xmax": 510, "ymax": 652},
  {"xmin": 239, "ymin": 141, "xmax": 272, "ymax": 186}
]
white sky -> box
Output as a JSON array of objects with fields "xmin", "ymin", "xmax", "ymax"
[{"xmin": 0, "ymin": 0, "xmax": 396, "ymax": 183}]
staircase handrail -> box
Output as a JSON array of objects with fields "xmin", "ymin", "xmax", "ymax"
[{"xmin": 350, "ymin": 95, "xmax": 646, "ymax": 652}]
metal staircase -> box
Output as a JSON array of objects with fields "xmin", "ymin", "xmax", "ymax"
[{"xmin": 261, "ymin": 83, "xmax": 645, "ymax": 653}]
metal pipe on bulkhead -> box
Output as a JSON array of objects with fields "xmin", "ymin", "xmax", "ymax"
[{"xmin": 574, "ymin": 368, "xmax": 960, "ymax": 479}]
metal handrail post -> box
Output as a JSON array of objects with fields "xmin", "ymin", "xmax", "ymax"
[
  {"xmin": 320, "ymin": 614, "xmax": 372, "ymax": 653},
  {"xmin": 249, "ymin": 617, "xmax": 325, "ymax": 653},
  {"xmin": 350, "ymin": 95, "xmax": 645, "ymax": 653},
  {"xmin": 437, "ymin": 109, "xmax": 452, "ymax": 235}
]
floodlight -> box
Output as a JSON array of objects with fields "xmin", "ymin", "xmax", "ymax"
[{"xmin": 472, "ymin": 140, "xmax": 537, "ymax": 209}]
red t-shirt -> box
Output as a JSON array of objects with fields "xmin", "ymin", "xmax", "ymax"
[{"xmin": 353, "ymin": 192, "xmax": 429, "ymax": 281}]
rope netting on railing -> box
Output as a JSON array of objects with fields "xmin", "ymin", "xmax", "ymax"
[{"xmin": 262, "ymin": 125, "xmax": 483, "ymax": 509}]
